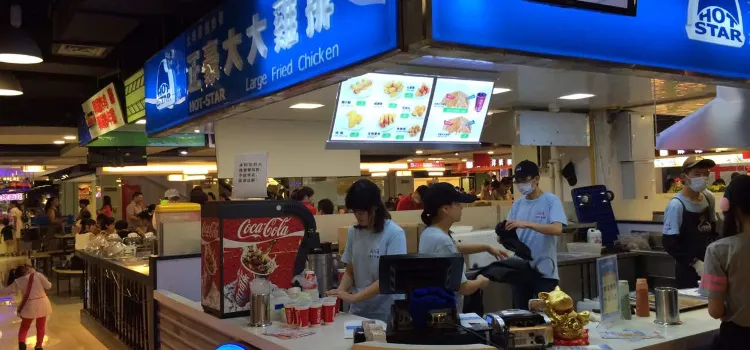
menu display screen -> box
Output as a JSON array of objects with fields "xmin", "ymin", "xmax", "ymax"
[
  {"xmin": 330, "ymin": 73, "xmax": 435, "ymax": 143},
  {"xmin": 421, "ymin": 78, "xmax": 494, "ymax": 143}
]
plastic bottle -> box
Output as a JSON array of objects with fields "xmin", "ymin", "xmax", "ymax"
[
  {"xmin": 635, "ymin": 278, "xmax": 650, "ymax": 317},
  {"xmin": 618, "ymin": 280, "xmax": 632, "ymax": 320}
]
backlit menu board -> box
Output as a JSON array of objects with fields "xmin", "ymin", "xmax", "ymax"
[
  {"xmin": 421, "ymin": 78, "xmax": 494, "ymax": 143},
  {"xmin": 330, "ymin": 73, "xmax": 435, "ymax": 142}
]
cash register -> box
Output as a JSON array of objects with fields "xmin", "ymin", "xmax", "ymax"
[{"xmin": 377, "ymin": 253, "xmax": 493, "ymax": 346}]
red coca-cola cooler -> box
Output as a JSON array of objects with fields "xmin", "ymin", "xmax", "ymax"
[{"xmin": 201, "ymin": 200, "xmax": 320, "ymax": 318}]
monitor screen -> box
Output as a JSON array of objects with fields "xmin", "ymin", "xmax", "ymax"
[
  {"xmin": 329, "ymin": 73, "xmax": 435, "ymax": 143},
  {"xmin": 421, "ymin": 78, "xmax": 494, "ymax": 143},
  {"xmin": 528, "ymin": 0, "xmax": 637, "ymax": 16}
]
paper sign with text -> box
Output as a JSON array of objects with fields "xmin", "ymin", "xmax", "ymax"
[{"xmin": 233, "ymin": 153, "xmax": 268, "ymax": 198}]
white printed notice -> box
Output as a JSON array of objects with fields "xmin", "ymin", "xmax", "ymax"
[
  {"xmin": 233, "ymin": 153, "xmax": 268, "ymax": 198},
  {"xmin": 330, "ymin": 73, "xmax": 435, "ymax": 142},
  {"xmin": 421, "ymin": 78, "xmax": 494, "ymax": 143}
]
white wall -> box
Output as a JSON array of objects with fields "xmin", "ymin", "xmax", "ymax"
[
  {"xmin": 215, "ymin": 118, "xmax": 360, "ymax": 178},
  {"xmin": 122, "ymin": 176, "xmax": 192, "ymax": 206}
]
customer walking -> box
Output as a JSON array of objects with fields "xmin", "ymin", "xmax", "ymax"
[
  {"xmin": 326, "ymin": 179, "xmax": 406, "ymax": 322},
  {"xmin": 703, "ymin": 175, "xmax": 750, "ymax": 349},
  {"xmin": 1, "ymin": 264, "xmax": 52, "ymax": 350}
]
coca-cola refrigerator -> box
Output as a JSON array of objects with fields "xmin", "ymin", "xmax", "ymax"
[{"xmin": 201, "ymin": 200, "xmax": 320, "ymax": 318}]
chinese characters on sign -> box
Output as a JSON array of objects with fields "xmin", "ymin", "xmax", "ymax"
[
  {"xmin": 146, "ymin": 0, "xmax": 397, "ymax": 136},
  {"xmin": 82, "ymin": 83, "xmax": 126, "ymax": 139},
  {"xmin": 233, "ymin": 153, "xmax": 268, "ymax": 198}
]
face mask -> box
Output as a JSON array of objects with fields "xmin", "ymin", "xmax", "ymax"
[
  {"xmin": 687, "ymin": 176, "xmax": 709, "ymax": 192},
  {"xmin": 517, "ymin": 183, "xmax": 535, "ymax": 195}
]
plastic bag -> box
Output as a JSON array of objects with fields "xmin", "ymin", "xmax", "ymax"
[{"xmin": 617, "ymin": 231, "xmax": 651, "ymax": 251}]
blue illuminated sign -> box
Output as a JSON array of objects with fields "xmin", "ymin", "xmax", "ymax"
[
  {"xmin": 145, "ymin": 34, "xmax": 189, "ymax": 135},
  {"xmin": 431, "ymin": 0, "xmax": 750, "ymax": 80},
  {"xmin": 146, "ymin": 0, "xmax": 398, "ymax": 136},
  {"xmin": 216, "ymin": 344, "xmax": 248, "ymax": 350}
]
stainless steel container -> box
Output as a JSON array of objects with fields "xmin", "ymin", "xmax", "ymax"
[
  {"xmin": 308, "ymin": 247, "xmax": 335, "ymax": 297},
  {"xmin": 249, "ymin": 293, "xmax": 272, "ymax": 327},
  {"xmin": 654, "ymin": 287, "xmax": 682, "ymax": 325}
]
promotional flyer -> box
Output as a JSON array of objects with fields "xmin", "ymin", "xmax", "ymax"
[{"xmin": 330, "ymin": 73, "xmax": 434, "ymax": 142}]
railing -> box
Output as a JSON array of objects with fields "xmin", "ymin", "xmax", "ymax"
[{"xmin": 77, "ymin": 251, "xmax": 154, "ymax": 350}]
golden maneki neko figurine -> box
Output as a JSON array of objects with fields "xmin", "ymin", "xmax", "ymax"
[{"xmin": 539, "ymin": 286, "xmax": 591, "ymax": 346}]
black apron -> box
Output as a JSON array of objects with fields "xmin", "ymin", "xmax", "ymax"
[{"xmin": 673, "ymin": 197, "xmax": 716, "ymax": 289}]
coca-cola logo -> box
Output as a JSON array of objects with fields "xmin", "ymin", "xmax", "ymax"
[
  {"xmin": 237, "ymin": 217, "xmax": 291, "ymax": 239},
  {"xmin": 202, "ymin": 221, "xmax": 219, "ymax": 240}
]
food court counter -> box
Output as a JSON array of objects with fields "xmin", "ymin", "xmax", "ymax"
[
  {"xmin": 155, "ymin": 288, "xmax": 720, "ymax": 350},
  {"xmin": 154, "ymin": 290, "xmax": 368, "ymax": 350}
]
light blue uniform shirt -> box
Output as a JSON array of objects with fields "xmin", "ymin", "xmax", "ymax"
[
  {"xmin": 507, "ymin": 192, "xmax": 567, "ymax": 280},
  {"xmin": 419, "ymin": 226, "xmax": 468, "ymax": 312},
  {"xmin": 341, "ymin": 219, "xmax": 406, "ymax": 322},
  {"xmin": 663, "ymin": 191, "xmax": 716, "ymax": 236}
]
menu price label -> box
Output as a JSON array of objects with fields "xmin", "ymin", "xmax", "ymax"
[
  {"xmin": 421, "ymin": 78, "xmax": 494, "ymax": 143},
  {"xmin": 329, "ymin": 73, "xmax": 434, "ymax": 143}
]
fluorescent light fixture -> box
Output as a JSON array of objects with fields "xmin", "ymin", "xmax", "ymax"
[
  {"xmin": 184, "ymin": 168, "xmax": 209, "ymax": 175},
  {"xmin": 63, "ymin": 135, "xmax": 76, "ymax": 140},
  {"xmin": 53, "ymin": 140, "xmax": 65, "ymax": 145},
  {"xmin": 289, "ymin": 103, "xmax": 324, "ymax": 109},
  {"xmin": 168, "ymin": 174, "xmax": 207, "ymax": 181},
  {"xmin": 406, "ymin": 159, "xmax": 413, "ymax": 162},
  {"xmin": 493, "ymin": 87, "xmax": 512, "ymax": 94},
  {"xmin": 415, "ymin": 150, "xmax": 423, "ymax": 154},
  {"xmin": 487, "ymin": 151, "xmax": 494, "ymax": 155},
  {"xmin": 677, "ymin": 150, "xmax": 685, "ymax": 155},
  {"xmin": 396, "ymin": 171, "xmax": 412, "ymax": 177},
  {"xmin": 461, "ymin": 158, "xmax": 468, "ymax": 162},
  {"xmin": 371, "ymin": 172, "xmax": 388, "ymax": 177},
  {"xmin": 135, "ymin": 119, "xmax": 146, "ymax": 125},
  {"xmin": 428, "ymin": 171, "xmax": 444, "ymax": 176},
  {"xmin": 179, "ymin": 150, "xmax": 188, "ymax": 155},
  {"xmin": 359, "ymin": 163, "xmax": 408, "ymax": 171},
  {"xmin": 193, "ymin": 129, "xmax": 200, "ymax": 133},
  {"xmin": 22, "ymin": 166, "xmax": 45, "ymax": 172},
  {"xmin": 115, "ymin": 179, "xmax": 122, "ymax": 183},
  {"xmin": 427, "ymin": 158, "xmax": 443, "ymax": 161},
  {"xmin": 658, "ymin": 150, "xmax": 669, "ymax": 157},
  {"xmin": 558, "ymin": 93, "xmax": 595, "ymax": 100},
  {"xmin": 102, "ymin": 164, "xmax": 217, "ymax": 174}
]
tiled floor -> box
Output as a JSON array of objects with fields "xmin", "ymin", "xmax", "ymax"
[{"xmin": 0, "ymin": 293, "xmax": 106, "ymax": 349}]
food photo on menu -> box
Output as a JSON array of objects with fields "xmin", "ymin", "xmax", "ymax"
[
  {"xmin": 329, "ymin": 73, "xmax": 435, "ymax": 143},
  {"xmin": 421, "ymin": 78, "xmax": 495, "ymax": 143}
]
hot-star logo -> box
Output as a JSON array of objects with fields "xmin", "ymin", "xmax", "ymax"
[{"xmin": 687, "ymin": 0, "xmax": 745, "ymax": 48}]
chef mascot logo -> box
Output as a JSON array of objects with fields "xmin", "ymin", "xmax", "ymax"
[{"xmin": 687, "ymin": 0, "xmax": 745, "ymax": 48}]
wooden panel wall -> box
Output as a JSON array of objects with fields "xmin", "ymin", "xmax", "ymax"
[{"xmin": 157, "ymin": 302, "xmax": 257, "ymax": 350}]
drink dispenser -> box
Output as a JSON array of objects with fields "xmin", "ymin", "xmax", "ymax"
[{"xmin": 307, "ymin": 242, "xmax": 336, "ymax": 297}]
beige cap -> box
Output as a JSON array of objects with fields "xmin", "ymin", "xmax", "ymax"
[{"xmin": 682, "ymin": 156, "xmax": 716, "ymax": 172}]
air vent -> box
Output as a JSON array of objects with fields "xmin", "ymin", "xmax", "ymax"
[{"xmin": 52, "ymin": 43, "xmax": 111, "ymax": 58}]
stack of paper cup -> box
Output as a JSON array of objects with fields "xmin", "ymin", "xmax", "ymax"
[
  {"xmin": 309, "ymin": 300, "xmax": 322, "ymax": 326},
  {"xmin": 295, "ymin": 302, "xmax": 310, "ymax": 328},
  {"xmin": 284, "ymin": 302, "xmax": 297, "ymax": 327}
]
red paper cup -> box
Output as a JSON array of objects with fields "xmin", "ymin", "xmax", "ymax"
[
  {"xmin": 322, "ymin": 298, "xmax": 336, "ymax": 324},
  {"xmin": 309, "ymin": 301, "xmax": 322, "ymax": 326},
  {"xmin": 284, "ymin": 302, "xmax": 297, "ymax": 327},
  {"xmin": 295, "ymin": 303, "xmax": 310, "ymax": 328}
]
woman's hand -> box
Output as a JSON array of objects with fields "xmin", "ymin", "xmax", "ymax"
[
  {"xmin": 485, "ymin": 245, "xmax": 509, "ymax": 260},
  {"xmin": 505, "ymin": 220, "xmax": 531, "ymax": 230},
  {"xmin": 327, "ymin": 289, "xmax": 358, "ymax": 303}
]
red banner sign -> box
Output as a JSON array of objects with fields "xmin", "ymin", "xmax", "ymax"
[
  {"xmin": 82, "ymin": 83, "xmax": 126, "ymax": 139},
  {"xmin": 408, "ymin": 161, "xmax": 445, "ymax": 169}
]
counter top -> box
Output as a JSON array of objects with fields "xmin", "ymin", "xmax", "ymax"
[
  {"xmin": 586, "ymin": 309, "xmax": 719, "ymax": 349},
  {"xmin": 75, "ymin": 250, "xmax": 150, "ymax": 276},
  {"xmin": 558, "ymin": 251, "xmax": 669, "ymax": 266},
  {"xmin": 154, "ymin": 290, "xmax": 367, "ymax": 350}
]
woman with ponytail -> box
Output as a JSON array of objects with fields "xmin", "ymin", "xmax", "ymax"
[
  {"xmin": 703, "ymin": 175, "xmax": 750, "ymax": 348},
  {"xmin": 418, "ymin": 183, "xmax": 506, "ymax": 307},
  {"xmin": 326, "ymin": 180, "xmax": 406, "ymax": 322}
]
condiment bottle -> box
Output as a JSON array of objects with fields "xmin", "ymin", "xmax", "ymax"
[
  {"xmin": 618, "ymin": 280, "xmax": 632, "ymax": 320},
  {"xmin": 635, "ymin": 278, "xmax": 650, "ymax": 317}
]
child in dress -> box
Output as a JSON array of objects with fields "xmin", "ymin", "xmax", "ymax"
[{"xmin": 1, "ymin": 265, "xmax": 52, "ymax": 350}]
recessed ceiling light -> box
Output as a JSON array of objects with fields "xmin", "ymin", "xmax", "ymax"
[
  {"xmin": 135, "ymin": 119, "xmax": 146, "ymax": 125},
  {"xmin": 63, "ymin": 135, "xmax": 76, "ymax": 140},
  {"xmin": 406, "ymin": 159, "xmax": 413, "ymax": 162},
  {"xmin": 53, "ymin": 140, "xmax": 65, "ymax": 145},
  {"xmin": 415, "ymin": 150, "xmax": 423, "ymax": 154},
  {"xmin": 179, "ymin": 150, "xmax": 188, "ymax": 155},
  {"xmin": 193, "ymin": 129, "xmax": 200, "ymax": 133},
  {"xmin": 487, "ymin": 151, "xmax": 494, "ymax": 155},
  {"xmin": 461, "ymin": 158, "xmax": 468, "ymax": 162},
  {"xmin": 558, "ymin": 93, "xmax": 595, "ymax": 100},
  {"xmin": 493, "ymin": 88, "xmax": 512, "ymax": 94},
  {"xmin": 454, "ymin": 153, "xmax": 459, "ymax": 156},
  {"xmin": 290, "ymin": 103, "xmax": 325, "ymax": 109}
]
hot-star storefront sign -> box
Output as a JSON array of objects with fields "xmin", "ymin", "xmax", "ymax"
[
  {"xmin": 431, "ymin": 0, "xmax": 750, "ymax": 80},
  {"xmin": 145, "ymin": 0, "xmax": 398, "ymax": 136}
]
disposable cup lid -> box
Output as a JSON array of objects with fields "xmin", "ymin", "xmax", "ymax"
[
  {"xmin": 296, "ymin": 302, "xmax": 310, "ymax": 309},
  {"xmin": 311, "ymin": 301, "xmax": 322, "ymax": 307}
]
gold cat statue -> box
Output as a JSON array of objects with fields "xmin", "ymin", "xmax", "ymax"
[{"xmin": 539, "ymin": 287, "xmax": 590, "ymax": 341}]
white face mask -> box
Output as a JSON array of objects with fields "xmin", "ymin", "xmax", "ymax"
[
  {"xmin": 517, "ymin": 182, "xmax": 535, "ymax": 195},
  {"xmin": 687, "ymin": 176, "xmax": 709, "ymax": 192}
]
